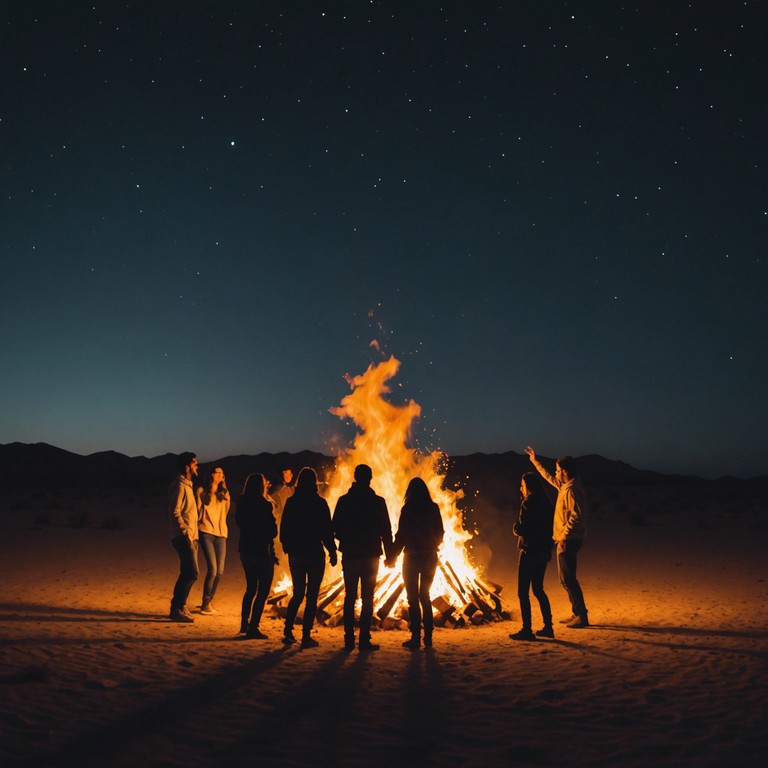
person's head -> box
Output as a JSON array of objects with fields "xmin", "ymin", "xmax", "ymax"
[
  {"xmin": 353, "ymin": 464, "xmax": 373, "ymax": 486},
  {"xmin": 404, "ymin": 476, "xmax": 432, "ymax": 506},
  {"xmin": 242, "ymin": 472, "xmax": 267, "ymax": 499},
  {"xmin": 520, "ymin": 471, "xmax": 544, "ymax": 499},
  {"xmin": 295, "ymin": 467, "xmax": 319, "ymax": 494},
  {"xmin": 282, "ymin": 468, "xmax": 294, "ymax": 485},
  {"xmin": 203, "ymin": 467, "xmax": 227, "ymax": 501},
  {"xmin": 178, "ymin": 452, "xmax": 198, "ymax": 479},
  {"xmin": 555, "ymin": 456, "xmax": 577, "ymax": 482}
]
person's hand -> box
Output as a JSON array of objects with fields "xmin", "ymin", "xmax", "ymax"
[{"xmin": 524, "ymin": 446, "xmax": 536, "ymax": 461}]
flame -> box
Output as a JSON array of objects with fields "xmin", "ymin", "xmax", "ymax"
[{"xmin": 323, "ymin": 356, "xmax": 476, "ymax": 601}]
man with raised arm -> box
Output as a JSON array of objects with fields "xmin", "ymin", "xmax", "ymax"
[{"xmin": 525, "ymin": 447, "xmax": 590, "ymax": 628}]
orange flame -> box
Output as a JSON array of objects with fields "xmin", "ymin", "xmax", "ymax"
[{"xmin": 325, "ymin": 356, "xmax": 475, "ymax": 590}]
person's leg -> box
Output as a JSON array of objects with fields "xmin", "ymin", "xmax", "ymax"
[
  {"xmin": 209, "ymin": 535, "xmax": 226, "ymax": 601},
  {"xmin": 358, "ymin": 557, "xmax": 379, "ymax": 645},
  {"xmin": 199, "ymin": 533, "xmax": 217, "ymax": 608},
  {"xmin": 171, "ymin": 536, "xmax": 199, "ymax": 612},
  {"xmin": 301, "ymin": 556, "xmax": 325, "ymax": 644},
  {"xmin": 557, "ymin": 540, "xmax": 587, "ymax": 621},
  {"xmin": 285, "ymin": 556, "xmax": 308, "ymax": 639},
  {"xmin": 419, "ymin": 555, "xmax": 438, "ymax": 644},
  {"xmin": 529, "ymin": 552, "xmax": 553, "ymax": 629},
  {"xmin": 249, "ymin": 558, "xmax": 275, "ymax": 629},
  {"xmin": 516, "ymin": 552, "xmax": 534, "ymax": 629},
  {"xmin": 240, "ymin": 553, "xmax": 257, "ymax": 632},
  {"xmin": 402, "ymin": 555, "xmax": 421, "ymax": 641}
]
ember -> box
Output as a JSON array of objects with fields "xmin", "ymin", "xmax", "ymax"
[{"xmin": 268, "ymin": 356, "xmax": 511, "ymax": 628}]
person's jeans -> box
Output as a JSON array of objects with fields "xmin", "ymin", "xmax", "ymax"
[
  {"xmin": 517, "ymin": 550, "xmax": 552, "ymax": 628},
  {"xmin": 170, "ymin": 536, "xmax": 199, "ymax": 611},
  {"xmin": 285, "ymin": 555, "xmax": 326, "ymax": 637},
  {"xmin": 240, "ymin": 552, "xmax": 275, "ymax": 631},
  {"xmin": 342, "ymin": 557, "xmax": 379, "ymax": 642},
  {"xmin": 199, "ymin": 532, "xmax": 227, "ymax": 606},
  {"xmin": 403, "ymin": 552, "xmax": 438, "ymax": 639},
  {"xmin": 557, "ymin": 539, "xmax": 587, "ymax": 618}
]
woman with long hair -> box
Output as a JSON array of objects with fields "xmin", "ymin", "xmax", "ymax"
[
  {"xmin": 279, "ymin": 467, "xmax": 337, "ymax": 648},
  {"xmin": 389, "ymin": 477, "xmax": 444, "ymax": 649},
  {"xmin": 196, "ymin": 466, "xmax": 230, "ymax": 615},
  {"xmin": 235, "ymin": 473, "xmax": 278, "ymax": 639},
  {"xmin": 509, "ymin": 471, "xmax": 555, "ymax": 640}
]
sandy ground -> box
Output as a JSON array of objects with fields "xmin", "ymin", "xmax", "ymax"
[{"xmin": 1, "ymin": 492, "xmax": 767, "ymax": 767}]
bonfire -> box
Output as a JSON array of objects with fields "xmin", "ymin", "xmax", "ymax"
[{"xmin": 269, "ymin": 356, "xmax": 511, "ymax": 629}]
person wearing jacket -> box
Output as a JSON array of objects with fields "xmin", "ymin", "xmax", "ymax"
[
  {"xmin": 280, "ymin": 467, "xmax": 337, "ymax": 648},
  {"xmin": 525, "ymin": 447, "xmax": 590, "ymax": 628},
  {"xmin": 332, "ymin": 464, "xmax": 393, "ymax": 651},
  {"xmin": 167, "ymin": 452, "xmax": 199, "ymax": 623},
  {"xmin": 387, "ymin": 477, "xmax": 444, "ymax": 649},
  {"xmin": 196, "ymin": 467, "xmax": 230, "ymax": 615},
  {"xmin": 509, "ymin": 471, "xmax": 555, "ymax": 641},
  {"xmin": 235, "ymin": 473, "xmax": 278, "ymax": 639}
]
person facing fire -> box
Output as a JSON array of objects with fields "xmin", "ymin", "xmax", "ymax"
[
  {"xmin": 509, "ymin": 471, "xmax": 555, "ymax": 641},
  {"xmin": 167, "ymin": 452, "xmax": 200, "ymax": 623},
  {"xmin": 524, "ymin": 447, "xmax": 590, "ymax": 628},
  {"xmin": 280, "ymin": 467, "xmax": 337, "ymax": 648},
  {"xmin": 332, "ymin": 464, "xmax": 393, "ymax": 651},
  {"xmin": 387, "ymin": 477, "xmax": 444, "ymax": 649}
]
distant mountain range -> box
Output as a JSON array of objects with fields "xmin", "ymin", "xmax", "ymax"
[{"xmin": 1, "ymin": 442, "xmax": 764, "ymax": 492}]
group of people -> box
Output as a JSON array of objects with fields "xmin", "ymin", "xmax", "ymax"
[
  {"xmin": 166, "ymin": 445, "xmax": 590, "ymax": 648},
  {"xmin": 166, "ymin": 456, "xmax": 445, "ymax": 650}
]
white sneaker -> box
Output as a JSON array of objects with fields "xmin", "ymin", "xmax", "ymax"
[{"xmin": 200, "ymin": 604, "xmax": 218, "ymax": 615}]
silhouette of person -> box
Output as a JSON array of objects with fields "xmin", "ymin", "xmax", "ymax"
[
  {"xmin": 196, "ymin": 466, "xmax": 230, "ymax": 615},
  {"xmin": 168, "ymin": 452, "xmax": 199, "ymax": 623},
  {"xmin": 525, "ymin": 447, "xmax": 589, "ymax": 627},
  {"xmin": 236, "ymin": 472, "xmax": 278, "ymax": 639},
  {"xmin": 509, "ymin": 471, "xmax": 555, "ymax": 641},
  {"xmin": 332, "ymin": 464, "xmax": 393, "ymax": 651},
  {"xmin": 387, "ymin": 477, "xmax": 444, "ymax": 649},
  {"xmin": 280, "ymin": 467, "xmax": 337, "ymax": 648},
  {"xmin": 270, "ymin": 468, "xmax": 294, "ymax": 573}
]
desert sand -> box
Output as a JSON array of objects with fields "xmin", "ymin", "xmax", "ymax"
[{"xmin": 1, "ymin": 489, "xmax": 766, "ymax": 767}]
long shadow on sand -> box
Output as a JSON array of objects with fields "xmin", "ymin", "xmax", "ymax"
[
  {"xmin": 0, "ymin": 602, "xmax": 165, "ymax": 623},
  {"xmin": 592, "ymin": 623, "xmax": 768, "ymax": 640}
]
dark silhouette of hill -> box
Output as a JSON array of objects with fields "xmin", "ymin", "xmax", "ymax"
[{"xmin": 2, "ymin": 443, "xmax": 765, "ymax": 494}]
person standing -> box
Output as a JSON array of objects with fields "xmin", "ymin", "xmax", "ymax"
[
  {"xmin": 525, "ymin": 447, "xmax": 590, "ymax": 628},
  {"xmin": 332, "ymin": 464, "xmax": 393, "ymax": 651},
  {"xmin": 168, "ymin": 452, "xmax": 200, "ymax": 623},
  {"xmin": 236, "ymin": 473, "xmax": 278, "ymax": 639},
  {"xmin": 387, "ymin": 477, "xmax": 444, "ymax": 649},
  {"xmin": 509, "ymin": 471, "xmax": 555, "ymax": 640},
  {"xmin": 197, "ymin": 466, "xmax": 230, "ymax": 615},
  {"xmin": 280, "ymin": 467, "xmax": 337, "ymax": 648}
]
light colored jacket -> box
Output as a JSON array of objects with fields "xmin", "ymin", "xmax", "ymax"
[
  {"xmin": 197, "ymin": 491, "xmax": 230, "ymax": 538},
  {"xmin": 530, "ymin": 459, "xmax": 587, "ymax": 542},
  {"xmin": 168, "ymin": 475, "xmax": 199, "ymax": 540}
]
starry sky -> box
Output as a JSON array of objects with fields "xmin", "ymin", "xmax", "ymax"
[{"xmin": 2, "ymin": 1, "xmax": 766, "ymax": 478}]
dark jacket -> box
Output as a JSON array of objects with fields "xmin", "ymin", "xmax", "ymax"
[
  {"xmin": 332, "ymin": 482, "xmax": 393, "ymax": 559},
  {"xmin": 513, "ymin": 493, "xmax": 554, "ymax": 555},
  {"xmin": 392, "ymin": 499, "xmax": 444, "ymax": 557},
  {"xmin": 235, "ymin": 495, "xmax": 277, "ymax": 556},
  {"xmin": 280, "ymin": 490, "xmax": 336, "ymax": 560}
]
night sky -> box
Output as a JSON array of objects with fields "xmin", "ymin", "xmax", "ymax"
[{"xmin": 2, "ymin": 2, "xmax": 766, "ymax": 478}]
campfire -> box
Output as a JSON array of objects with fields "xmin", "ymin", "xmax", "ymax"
[{"xmin": 268, "ymin": 356, "xmax": 511, "ymax": 629}]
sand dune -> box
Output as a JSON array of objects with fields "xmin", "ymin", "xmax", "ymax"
[{"xmin": 1, "ymin": 493, "xmax": 766, "ymax": 767}]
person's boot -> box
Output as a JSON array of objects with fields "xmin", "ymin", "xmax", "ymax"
[
  {"xmin": 535, "ymin": 624, "xmax": 555, "ymax": 638},
  {"xmin": 239, "ymin": 618, "xmax": 248, "ymax": 634},
  {"xmin": 509, "ymin": 627, "xmax": 536, "ymax": 641},
  {"xmin": 423, "ymin": 632, "xmax": 433, "ymax": 648},
  {"xmin": 402, "ymin": 634, "xmax": 420, "ymax": 649}
]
